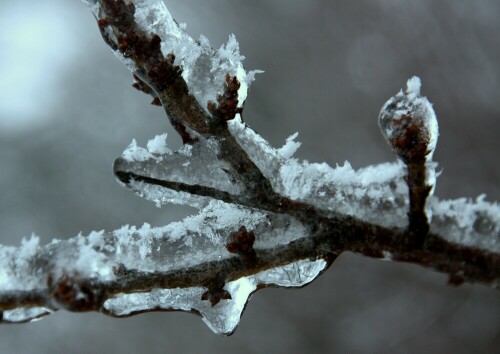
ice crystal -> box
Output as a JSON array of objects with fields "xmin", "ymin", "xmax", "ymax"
[
  {"xmin": 83, "ymin": 0, "xmax": 260, "ymax": 113},
  {"xmin": 1, "ymin": 0, "xmax": 496, "ymax": 336},
  {"xmin": 2, "ymin": 307, "xmax": 53, "ymax": 324},
  {"xmin": 378, "ymin": 76, "xmax": 439, "ymax": 163}
]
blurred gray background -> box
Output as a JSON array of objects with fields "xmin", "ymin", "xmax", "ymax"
[{"xmin": 0, "ymin": 0, "xmax": 499, "ymax": 353}]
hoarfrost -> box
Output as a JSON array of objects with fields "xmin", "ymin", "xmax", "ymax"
[
  {"xmin": 406, "ymin": 76, "xmax": 421, "ymax": 96},
  {"xmin": 115, "ymin": 136, "xmax": 246, "ymax": 200},
  {"xmin": 122, "ymin": 139, "xmax": 154, "ymax": 162},
  {"xmin": 2, "ymin": 0, "xmax": 494, "ymax": 335},
  {"xmin": 228, "ymin": 114, "xmax": 409, "ymax": 227},
  {"xmin": 0, "ymin": 199, "xmax": 310, "ymax": 294},
  {"xmin": 278, "ymin": 132, "xmax": 301, "ymax": 159},
  {"xmin": 430, "ymin": 195, "xmax": 500, "ymax": 252},
  {"xmin": 83, "ymin": 0, "xmax": 260, "ymax": 113},
  {"xmin": 378, "ymin": 76, "xmax": 439, "ymax": 162},
  {"xmin": 0, "ymin": 235, "xmax": 44, "ymax": 291}
]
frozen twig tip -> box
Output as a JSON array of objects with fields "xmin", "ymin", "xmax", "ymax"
[{"xmin": 379, "ymin": 76, "xmax": 440, "ymax": 245}]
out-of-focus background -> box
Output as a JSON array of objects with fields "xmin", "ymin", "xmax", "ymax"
[{"xmin": 0, "ymin": 0, "xmax": 499, "ymax": 353}]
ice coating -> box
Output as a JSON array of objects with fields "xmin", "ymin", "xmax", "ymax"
[
  {"xmin": 228, "ymin": 115, "xmax": 409, "ymax": 227},
  {"xmin": 1, "ymin": 307, "xmax": 54, "ymax": 323},
  {"xmin": 118, "ymin": 127, "xmax": 499, "ymax": 252},
  {"xmin": 430, "ymin": 195, "xmax": 500, "ymax": 252},
  {"xmin": 115, "ymin": 134, "xmax": 245, "ymax": 198},
  {"xmin": 120, "ymin": 126, "xmax": 409, "ymax": 228},
  {"xmin": 82, "ymin": 0, "xmax": 260, "ymax": 112},
  {"xmin": 0, "ymin": 200, "xmax": 309, "ymax": 298},
  {"xmin": 1, "ymin": 0, "xmax": 496, "ymax": 334},
  {"xmin": 0, "ymin": 199, "xmax": 322, "ymax": 333},
  {"xmin": 103, "ymin": 259, "xmax": 327, "ymax": 335},
  {"xmin": 378, "ymin": 76, "xmax": 439, "ymax": 162}
]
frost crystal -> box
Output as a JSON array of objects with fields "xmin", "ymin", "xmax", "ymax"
[
  {"xmin": 83, "ymin": 0, "xmax": 260, "ymax": 112},
  {"xmin": 430, "ymin": 195, "xmax": 500, "ymax": 252},
  {"xmin": 115, "ymin": 135, "xmax": 246, "ymax": 201},
  {"xmin": 228, "ymin": 115, "xmax": 410, "ymax": 228},
  {"xmin": 1, "ymin": 0, "xmax": 496, "ymax": 336},
  {"xmin": 2, "ymin": 307, "xmax": 53, "ymax": 323},
  {"xmin": 278, "ymin": 132, "xmax": 302, "ymax": 159},
  {"xmin": 0, "ymin": 198, "xmax": 316, "ymax": 334}
]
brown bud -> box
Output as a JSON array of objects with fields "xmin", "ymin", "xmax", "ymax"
[{"xmin": 378, "ymin": 76, "xmax": 438, "ymax": 164}]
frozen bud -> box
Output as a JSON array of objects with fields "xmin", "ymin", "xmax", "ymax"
[{"xmin": 378, "ymin": 76, "xmax": 439, "ymax": 164}]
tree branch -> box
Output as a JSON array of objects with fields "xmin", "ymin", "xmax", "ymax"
[{"xmin": 0, "ymin": 0, "xmax": 498, "ymax": 335}]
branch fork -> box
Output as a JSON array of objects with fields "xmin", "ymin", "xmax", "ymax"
[{"xmin": 0, "ymin": 0, "xmax": 498, "ymax": 335}]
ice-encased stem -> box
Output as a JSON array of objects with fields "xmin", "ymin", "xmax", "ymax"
[{"xmin": 2, "ymin": 0, "xmax": 498, "ymax": 335}]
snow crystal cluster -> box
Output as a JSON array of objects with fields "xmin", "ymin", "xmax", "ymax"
[
  {"xmin": 430, "ymin": 195, "xmax": 500, "ymax": 252},
  {"xmin": 118, "ymin": 110, "xmax": 498, "ymax": 252},
  {"xmin": 0, "ymin": 235, "xmax": 44, "ymax": 292},
  {"xmin": 83, "ymin": 0, "xmax": 261, "ymax": 113},
  {"xmin": 116, "ymin": 133, "xmax": 245, "ymax": 208},
  {"xmin": 1, "ymin": 0, "xmax": 497, "ymax": 333}
]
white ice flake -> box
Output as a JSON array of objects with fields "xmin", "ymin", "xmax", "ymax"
[
  {"xmin": 278, "ymin": 132, "xmax": 301, "ymax": 158},
  {"xmin": 103, "ymin": 258, "xmax": 328, "ymax": 335},
  {"xmin": 18, "ymin": 234, "xmax": 40, "ymax": 260},
  {"xmin": 146, "ymin": 133, "xmax": 172, "ymax": 155},
  {"xmin": 3, "ymin": 0, "xmax": 493, "ymax": 335},
  {"xmin": 84, "ymin": 0, "xmax": 259, "ymax": 114}
]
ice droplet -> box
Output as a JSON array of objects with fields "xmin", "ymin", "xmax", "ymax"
[
  {"xmin": 2, "ymin": 307, "xmax": 53, "ymax": 323},
  {"xmin": 103, "ymin": 259, "xmax": 327, "ymax": 335}
]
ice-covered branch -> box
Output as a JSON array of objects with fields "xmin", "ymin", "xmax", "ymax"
[
  {"xmin": 0, "ymin": 191, "xmax": 498, "ymax": 333},
  {"xmin": 0, "ymin": 0, "xmax": 498, "ymax": 335}
]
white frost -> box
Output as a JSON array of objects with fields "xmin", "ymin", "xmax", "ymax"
[
  {"xmin": 84, "ymin": 0, "xmax": 260, "ymax": 114},
  {"xmin": 122, "ymin": 139, "xmax": 153, "ymax": 162},
  {"xmin": 430, "ymin": 195, "xmax": 500, "ymax": 252},
  {"xmin": 2, "ymin": 307, "xmax": 53, "ymax": 323},
  {"xmin": 228, "ymin": 115, "xmax": 410, "ymax": 228},
  {"xmin": 378, "ymin": 76, "xmax": 439, "ymax": 161}
]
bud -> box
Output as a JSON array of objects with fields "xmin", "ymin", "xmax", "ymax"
[{"xmin": 378, "ymin": 76, "xmax": 438, "ymax": 164}]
